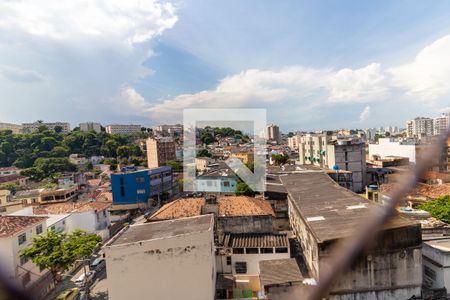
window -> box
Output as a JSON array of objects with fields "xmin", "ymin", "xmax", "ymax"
[
  {"xmin": 103, "ymin": 210, "xmax": 107, "ymax": 217},
  {"xmin": 245, "ymin": 248, "xmax": 258, "ymax": 254},
  {"xmin": 136, "ymin": 176, "xmax": 145, "ymax": 183},
  {"xmin": 21, "ymin": 272, "xmax": 31, "ymax": 286},
  {"xmin": 424, "ymin": 266, "xmax": 437, "ymax": 281},
  {"xmin": 18, "ymin": 233, "xmax": 26, "ymax": 245},
  {"xmin": 275, "ymin": 247, "xmax": 288, "ymax": 253},
  {"xmin": 261, "ymin": 248, "xmax": 274, "ymax": 254},
  {"xmin": 137, "ymin": 189, "xmax": 146, "ymax": 194},
  {"xmin": 36, "ymin": 224, "xmax": 43, "ymax": 235},
  {"xmin": 120, "ymin": 177, "xmax": 124, "ymax": 185},
  {"xmin": 235, "ymin": 262, "xmax": 247, "ymax": 274},
  {"xmin": 233, "ymin": 248, "xmax": 244, "ymax": 254},
  {"xmin": 120, "ymin": 186, "xmax": 125, "ymax": 197},
  {"xmin": 226, "ymin": 256, "xmax": 232, "ymax": 265},
  {"xmin": 20, "ymin": 255, "xmax": 29, "ymax": 265},
  {"xmin": 223, "ymin": 181, "xmax": 230, "ymax": 187}
]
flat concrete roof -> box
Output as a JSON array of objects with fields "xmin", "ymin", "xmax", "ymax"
[
  {"xmin": 280, "ymin": 172, "xmax": 416, "ymax": 243},
  {"xmin": 424, "ymin": 239, "xmax": 450, "ymax": 252},
  {"xmin": 109, "ymin": 214, "xmax": 213, "ymax": 246}
]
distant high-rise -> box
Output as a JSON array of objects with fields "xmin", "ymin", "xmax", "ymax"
[
  {"xmin": 433, "ymin": 113, "xmax": 449, "ymax": 136},
  {"xmin": 80, "ymin": 122, "xmax": 102, "ymax": 133},
  {"xmin": 105, "ymin": 124, "xmax": 141, "ymax": 135},
  {"xmin": 406, "ymin": 117, "xmax": 433, "ymax": 138},
  {"xmin": 146, "ymin": 137, "xmax": 176, "ymax": 168},
  {"xmin": 266, "ymin": 124, "xmax": 281, "ymax": 143}
]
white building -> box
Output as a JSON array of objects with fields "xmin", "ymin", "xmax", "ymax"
[
  {"xmin": 22, "ymin": 122, "xmax": 70, "ymax": 133},
  {"xmin": 104, "ymin": 215, "xmax": 215, "ymax": 300},
  {"xmin": 11, "ymin": 202, "xmax": 111, "ymax": 240},
  {"xmin": 406, "ymin": 117, "xmax": 433, "ymax": 138},
  {"xmin": 287, "ymin": 135, "xmax": 301, "ymax": 150},
  {"xmin": 105, "ymin": 124, "xmax": 141, "ymax": 135},
  {"xmin": 79, "ymin": 122, "xmax": 102, "ymax": 133},
  {"xmin": 422, "ymin": 239, "xmax": 450, "ymax": 291},
  {"xmin": 433, "ymin": 113, "xmax": 449, "ymax": 136},
  {"xmin": 0, "ymin": 122, "xmax": 23, "ymax": 134},
  {"xmin": 0, "ymin": 167, "xmax": 21, "ymax": 176},
  {"xmin": 369, "ymin": 138, "xmax": 421, "ymax": 164},
  {"xmin": 0, "ymin": 216, "xmax": 53, "ymax": 299}
]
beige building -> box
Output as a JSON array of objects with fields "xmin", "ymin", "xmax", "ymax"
[
  {"xmin": 0, "ymin": 122, "xmax": 23, "ymax": 134},
  {"xmin": 0, "ymin": 190, "xmax": 23, "ymax": 215},
  {"xmin": 104, "ymin": 215, "xmax": 215, "ymax": 300},
  {"xmin": 146, "ymin": 137, "xmax": 176, "ymax": 168},
  {"xmin": 406, "ymin": 117, "xmax": 433, "ymax": 138},
  {"xmin": 105, "ymin": 124, "xmax": 141, "ymax": 135},
  {"xmin": 14, "ymin": 185, "xmax": 78, "ymax": 205},
  {"xmin": 287, "ymin": 135, "xmax": 301, "ymax": 150},
  {"xmin": 0, "ymin": 167, "xmax": 22, "ymax": 176},
  {"xmin": 266, "ymin": 124, "xmax": 281, "ymax": 143},
  {"xmin": 22, "ymin": 121, "xmax": 70, "ymax": 133},
  {"xmin": 433, "ymin": 113, "xmax": 450, "ymax": 136}
]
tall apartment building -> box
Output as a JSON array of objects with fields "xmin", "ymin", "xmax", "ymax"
[
  {"xmin": 406, "ymin": 117, "xmax": 433, "ymax": 138},
  {"xmin": 146, "ymin": 137, "xmax": 176, "ymax": 168},
  {"xmin": 433, "ymin": 113, "xmax": 449, "ymax": 136},
  {"xmin": 79, "ymin": 122, "xmax": 102, "ymax": 133},
  {"xmin": 266, "ymin": 124, "xmax": 281, "ymax": 143},
  {"xmin": 298, "ymin": 133, "xmax": 366, "ymax": 192},
  {"xmin": 287, "ymin": 135, "xmax": 301, "ymax": 149},
  {"xmin": 22, "ymin": 122, "xmax": 70, "ymax": 133},
  {"xmin": 105, "ymin": 124, "xmax": 141, "ymax": 135},
  {"xmin": 0, "ymin": 122, "xmax": 23, "ymax": 134}
]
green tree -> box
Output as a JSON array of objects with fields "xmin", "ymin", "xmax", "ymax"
[
  {"xmin": 165, "ymin": 160, "xmax": 182, "ymax": 171},
  {"xmin": 418, "ymin": 196, "xmax": 450, "ymax": 223},
  {"xmin": 21, "ymin": 230, "xmax": 101, "ymax": 284},
  {"xmin": 271, "ymin": 153, "xmax": 289, "ymax": 165},
  {"xmin": 54, "ymin": 126, "xmax": 63, "ymax": 133},
  {"xmin": 196, "ymin": 149, "xmax": 211, "ymax": 158},
  {"xmin": 116, "ymin": 145, "xmax": 131, "ymax": 158},
  {"xmin": 236, "ymin": 182, "xmax": 256, "ymax": 197}
]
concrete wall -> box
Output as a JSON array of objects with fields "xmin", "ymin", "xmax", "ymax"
[
  {"xmin": 369, "ymin": 140, "xmax": 417, "ymax": 163},
  {"xmin": 105, "ymin": 228, "xmax": 216, "ymax": 300},
  {"xmin": 217, "ymin": 216, "xmax": 273, "ymax": 236},
  {"xmin": 422, "ymin": 243, "xmax": 450, "ymax": 291}
]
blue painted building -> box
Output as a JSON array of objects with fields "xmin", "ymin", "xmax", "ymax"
[{"xmin": 111, "ymin": 166, "xmax": 173, "ymax": 206}]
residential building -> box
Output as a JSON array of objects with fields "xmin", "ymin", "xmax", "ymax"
[
  {"xmin": 0, "ymin": 167, "xmax": 22, "ymax": 176},
  {"xmin": 0, "ymin": 122, "xmax": 23, "ymax": 134},
  {"xmin": 196, "ymin": 157, "xmax": 214, "ymax": 172},
  {"xmin": 0, "ymin": 190, "xmax": 23, "ymax": 215},
  {"xmin": 0, "ymin": 216, "xmax": 53, "ymax": 299},
  {"xmin": 14, "ymin": 201, "xmax": 111, "ymax": 240},
  {"xmin": 281, "ymin": 172, "xmax": 422, "ymax": 299},
  {"xmin": 406, "ymin": 117, "xmax": 433, "ymax": 138},
  {"xmin": 104, "ymin": 215, "xmax": 215, "ymax": 300},
  {"xmin": 111, "ymin": 167, "xmax": 173, "ymax": 209},
  {"xmin": 266, "ymin": 124, "xmax": 281, "ymax": 143},
  {"xmin": 231, "ymin": 151, "xmax": 254, "ymax": 165},
  {"xmin": 105, "ymin": 124, "xmax": 141, "ymax": 135},
  {"xmin": 422, "ymin": 239, "xmax": 450, "ymax": 293},
  {"xmin": 433, "ymin": 113, "xmax": 450, "ymax": 136},
  {"xmin": 287, "ymin": 135, "xmax": 301, "ymax": 150},
  {"xmin": 22, "ymin": 121, "xmax": 70, "ymax": 133},
  {"xmin": 0, "ymin": 174, "xmax": 28, "ymax": 186},
  {"xmin": 215, "ymin": 233, "xmax": 291, "ymax": 294},
  {"xmin": 146, "ymin": 137, "xmax": 176, "ymax": 168},
  {"xmin": 197, "ymin": 175, "xmax": 238, "ymax": 194},
  {"xmin": 298, "ymin": 134, "xmax": 366, "ymax": 192},
  {"xmin": 69, "ymin": 154, "xmax": 88, "ymax": 167},
  {"xmin": 79, "ymin": 122, "xmax": 102, "ymax": 133},
  {"xmin": 148, "ymin": 196, "xmax": 275, "ymax": 236}
]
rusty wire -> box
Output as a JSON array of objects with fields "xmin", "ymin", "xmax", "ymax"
[{"xmin": 309, "ymin": 126, "xmax": 450, "ymax": 300}]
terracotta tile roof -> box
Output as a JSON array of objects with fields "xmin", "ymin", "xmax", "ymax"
[
  {"xmin": 33, "ymin": 201, "xmax": 111, "ymax": 214},
  {"xmin": 149, "ymin": 198, "xmax": 205, "ymax": 221},
  {"xmin": 87, "ymin": 179, "xmax": 101, "ymax": 186},
  {"xmin": 218, "ymin": 196, "xmax": 275, "ymax": 217},
  {"xmin": 380, "ymin": 183, "xmax": 450, "ymax": 199},
  {"xmin": 96, "ymin": 192, "xmax": 113, "ymax": 202},
  {"xmin": 0, "ymin": 216, "xmax": 47, "ymax": 237},
  {"xmin": 259, "ymin": 258, "xmax": 303, "ymax": 287},
  {"xmin": 421, "ymin": 171, "xmax": 450, "ymax": 182},
  {"xmin": 148, "ymin": 196, "xmax": 274, "ymax": 221}
]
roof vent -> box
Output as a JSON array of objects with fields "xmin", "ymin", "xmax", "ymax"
[{"xmin": 306, "ymin": 216, "xmax": 325, "ymax": 222}]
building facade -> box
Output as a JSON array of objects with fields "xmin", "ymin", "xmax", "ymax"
[
  {"xmin": 433, "ymin": 113, "xmax": 450, "ymax": 136},
  {"xmin": 79, "ymin": 122, "xmax": 102, "ymax": 133},
  {"xmin": 22, "ymin": 122, "xmax": 70, "ymax": 133},
  {"xmin": 146, "ymin": 137, "xmax": 176, "ymax": 168},
  {"xmin": 266, "ymin": 124, "xmax": 281, "ymax": 144},
  {"xmin": 406, "ymin": 117, "xmax": 433, "ymax": 138},
  {"xmin": 104, "ymin": 215, "xmax": 216, "ymax": 300},
  {"xmin": 105, "ymin": 124, "xmax": 141, "ymax": 135},
  {"xmin": 0, "ymin": 122, "xmax": 23, "ymax": 134}
]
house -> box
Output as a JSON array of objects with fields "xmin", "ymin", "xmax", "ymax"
[
  {"xmin": 104, "ymin": 215, "xmax": 215, "ymax": 300},
  {"xmin": 0, "ymin": 167, "xmax": 22, "ymax": 176},
  {"xmin": 215, "ymin": 233, "xmax": 291, "ymax": 296},
  {"xmin": 69, "ymin": 154, "xmax": 88, "ymax": 168},
  {"xmin": 0, "ymin": 216, "xmax": 53, "ymax": 299},
  {"xmin": 231, "ymin": 151, "xmax": 254, "ymax": 165},
  {"xmin": 0, "ymin": 174, "xmax": 28, "ymax": 186},
  {"xmin": 13, "ymin": 202, "xmax": 112, "ymax": 240},
  {"xmin": 111, "ymin": 167, "xmax": 172, "ymax": 210},
  {"xmin": 0, "ymin": 190, "xmax": 24, "ymax": 215},
  {"xmin": 147, "ymin": 195, "xmax": 275, "ymax": 236},
  {"xmin": 281, "ymin": 172, "xmax": 423, "ymax": 299},
  {"xmin": 14, "ymin": 185, "xmax": 78, "ymax": 205}
]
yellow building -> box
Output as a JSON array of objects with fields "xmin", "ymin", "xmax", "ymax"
[{"xmin": 232, "ymin": 152, "xmax": 254, "ymax": 165}]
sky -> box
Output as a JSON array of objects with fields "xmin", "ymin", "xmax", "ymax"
[{"xmin": 0, "ymin": 0, "xmax": 450, "ymax": 132}]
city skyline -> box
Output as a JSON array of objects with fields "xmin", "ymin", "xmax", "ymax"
[{"xmin": 1, "ymin": 1, "xmax": 450, "ymax": 131}]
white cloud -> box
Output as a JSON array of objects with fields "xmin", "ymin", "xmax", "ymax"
[
  {"xmin": 389, "ymin": 35, "xmax": 450, "ymax": 100},
  {"xmin": 359, "ymin": 106, "xmax": 371, "ymax": 122},
  {"xmin": 0, "ymin": 0, "xmax": 178, "ymax": 45}
]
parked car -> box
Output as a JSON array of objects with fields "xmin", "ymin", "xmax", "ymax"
[
  {"xmin": 55, "ymin": 288, "xmax": 79, "ymax": 300},
  {"xmin": 90, "ymin": 257, "xmax": 105, "ymax": 271},
  {"xmin": 74, "ymin": 271, "xmax": 96, "ymax": 287}
]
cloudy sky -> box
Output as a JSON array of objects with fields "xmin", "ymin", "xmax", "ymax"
[{"xmin": 0, "ymin": 0, "xmax": 449, "ymax": 131}]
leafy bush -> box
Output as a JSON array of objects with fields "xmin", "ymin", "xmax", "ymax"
[{"xmin": 418, "ymin": 195, "xmax": 450, "ymax": 223}]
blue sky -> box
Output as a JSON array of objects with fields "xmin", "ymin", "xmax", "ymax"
[{"xmin": 0, "ymin": 0, "xmax": 449, "ymax": 131}]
